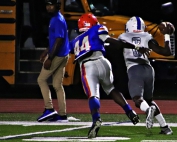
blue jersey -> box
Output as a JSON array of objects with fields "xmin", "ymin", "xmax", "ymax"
[
  {"xmin": 48, "ymin": 11, "xmax": 69, "ymax": 57},
  {"xmin": 70, "ymin": 24, "xmax": 108, "ymax": 61}
]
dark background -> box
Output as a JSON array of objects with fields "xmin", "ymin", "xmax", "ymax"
[
  {"xmin": 0, "ymin": 0, "xmax": 177, "ymax": 100},
  {"xmin": 104, "ymin": 0, "xmax": 177, "ymax": 100}
]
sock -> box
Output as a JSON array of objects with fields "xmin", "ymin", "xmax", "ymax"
[
  {"xmin": 89, "ymin": 97, "xmax": 100, "ymax": 122},
  {"xmin": 123, "ymin": 104, "xmax": 132, "ymax": 114},
  {"xmin": 140, "ymin": 100, "xmax": 149, "ymax": 112},
  {"xmin": 155, "ymin": 113, "xmax": 167, "ymax": 127}
]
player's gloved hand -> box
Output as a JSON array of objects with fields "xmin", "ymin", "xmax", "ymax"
[{"xmin": 135, "ymin": 45, "xmax": 151, "ymax": 58}]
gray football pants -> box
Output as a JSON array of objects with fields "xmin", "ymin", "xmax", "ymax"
[
  {"xmin": 79, "ymin": 56, "xmax": 115, "ymax": 98},
  {"xmin": 127, "ymin": 64, "xmax": 155, "ymax": 100}
]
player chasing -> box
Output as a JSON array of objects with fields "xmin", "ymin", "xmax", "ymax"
[
  {"xmin": 69, "ymin": 13, "xmax": 151, "ymax": 138},
  {"xmin": 117, "ymin": 16, "xmax": 174, "ymax": 135}
]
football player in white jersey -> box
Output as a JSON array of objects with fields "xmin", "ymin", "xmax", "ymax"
[
  {"xmin": 118, "ymin": 16, "xmax": 173, "ymax": 135},
  {"xmin": 70, "ymin": 13, "xmax": 151, "ymax": 138}
]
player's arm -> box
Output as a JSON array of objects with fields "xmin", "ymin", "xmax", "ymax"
[
  {"xmin": 98, "ymin": 25, "xmax": 150, "ymax": 56},
  {"xmin": 98, "ymin": 25, "xmax": 137, "ymax": 49},
  {"xmin": 105, "ymin": 37, "xmax": 137, "ymax": 49},
  {"xmin": 149, "ymin": 22, "xmax": 175, "ymax": 56},
  {"xmin": 48, "ymin": 38, "xmax": 64, "ymax": 60},
  {"xmin": 104, "ymin": 37, "xmax": 151, "ymax": 57},
  {"xmin": 148, "ymin": 38, "xmax": 172, "ymax": 56}
]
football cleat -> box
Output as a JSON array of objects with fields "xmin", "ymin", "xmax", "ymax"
[
  {"xmin": 159, "ymin": 125, "xmax": 173, "ymax": 135},
  {"xmin": 88, "ymin": 118, "xmax": 102, "ymax": 138},
  {"xmin": 146, "ymin": 105, "xmax": 156, "ymax": 129},
  {"xmin": 37, "ymin": 108, "xmax": 57, "ymax": 122},
  {"xmin": 48, "ymin": 114, "xmax": 68, "ymax": 123},
  {"xmin": 126, "ymin": 110, "xmax": 140, "ymax": 125}
]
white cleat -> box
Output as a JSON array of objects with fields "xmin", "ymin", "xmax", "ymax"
[{"xmin": 146, "ymin": 106, "xmax": 156, "ymax": 129}]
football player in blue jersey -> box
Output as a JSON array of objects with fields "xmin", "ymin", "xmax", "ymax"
[
  {"xmin": 118, "ymin": 16, "xmax": 173, "ymax": 135},
  {"xmin": 70, "ymin": 13, "xmax": 150, "ymax": 138}
]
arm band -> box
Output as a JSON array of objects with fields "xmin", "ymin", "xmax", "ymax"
[{"xmin": 135, "ymin": 44, "xmax": 140, "ymax": 50}]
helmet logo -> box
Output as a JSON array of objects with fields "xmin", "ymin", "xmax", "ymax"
[{"xmin": 84, "ymin": 23, "xmax": 91, "ymax": 27}]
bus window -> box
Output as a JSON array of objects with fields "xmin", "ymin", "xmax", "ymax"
[{"xmin": 64, "ymin": 0, "xmax": 84, "ymax": 12}]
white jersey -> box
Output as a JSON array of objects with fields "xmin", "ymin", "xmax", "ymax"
[{"xmin": 118, "ymin": 32, "xmax": 153, "ymax": 70}]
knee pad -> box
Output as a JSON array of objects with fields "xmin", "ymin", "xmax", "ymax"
[{"xmin": 89, "ymin": 97, "xmax": 100, "ymax": 111}]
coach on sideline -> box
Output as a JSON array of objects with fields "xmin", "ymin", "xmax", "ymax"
[{"xmin": 37, "ymin": 0, "xmax": 70, "ymax": 123}]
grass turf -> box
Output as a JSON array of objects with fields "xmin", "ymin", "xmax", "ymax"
[{"xmin": 0, "ymin": 113, "xmax": 176, "ymax": 142}]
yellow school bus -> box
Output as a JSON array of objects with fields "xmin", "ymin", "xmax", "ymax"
[
  {"xmin": 0, "ymin": 0, "xmax": 16, "ymax": 84},
  {"xmin": 60, "ymin": 0, "xmax": 175, "ymax": 85},
  {"xmin": 0, "ymin": 0, "xmax": 175, "ymax": 85}
]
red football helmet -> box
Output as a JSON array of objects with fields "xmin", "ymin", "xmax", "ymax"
[{"xmin": 78, "ymin": 13, "xmax": 98, "ymax": 32}]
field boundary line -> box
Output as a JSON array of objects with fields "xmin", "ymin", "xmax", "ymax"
[{"xmin": 0, "ymin": 121, "xmax": 177, "ymax": 127}]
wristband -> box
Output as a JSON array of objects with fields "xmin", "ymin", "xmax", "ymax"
[
  {"xmin": 164, "ymin": 34, "xmax": 170, "ymax": 41},
  {"xmin": 135, "ymin": 44, "xmax": 140, "ymax": 50}
]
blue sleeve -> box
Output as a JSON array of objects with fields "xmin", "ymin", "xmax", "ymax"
[
  {"xmin": 55, "ymin": 19, "xmax": 65, "ymax": 38},
  {"xmin": 97, "ymin": 25, "xmax": 109, "ymax": 35}
]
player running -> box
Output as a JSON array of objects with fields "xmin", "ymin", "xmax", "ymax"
[
  {"xmin": 118, "ymin": 16, "xmax": 173, "ymax": 135},
  {"xmin": 69, "ymin": 13, "xmax": 150, "ymax": 138}
]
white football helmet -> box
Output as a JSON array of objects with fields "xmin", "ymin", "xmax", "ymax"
[{"xmin": 125, "ymin": 16, "xmax": 145, "ymax": 33}]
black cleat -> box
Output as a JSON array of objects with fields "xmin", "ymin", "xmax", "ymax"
[
  {"xmin": 159, "ymin": 125, "xmax": 173, "ymax": 135},
  {"xmin": 88, "ymin": 118, "xmax": 102, "ymax": 138},
  {"xmin": 126, "ymin": 110, "xmax": 140, "ymax": 125}
]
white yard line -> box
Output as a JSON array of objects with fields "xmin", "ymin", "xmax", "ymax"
[
  {"xmin": 0, "ymin": 125, "xmax": 89, "ymax": 140},
  {"xmin": 23, "ymin": 137, "xmax": 130, "ymax": 141},
  {"xmin": 0, "ymin": 121, "xmax": 177, "ymax": 127},
  {"xmin": 0, "ymin": 121, "xmax": 176, "ymax": 141}
]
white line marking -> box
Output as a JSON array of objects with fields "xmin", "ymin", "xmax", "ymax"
[
  {"xmin": 0, "ymin": 126, "xmax": 89, "ymax": 140},
  {"xmin": 23, "ymin": 137, "xmax": 130, "ymax": 141},
  {"xmin": 0, "ymin": 121, "xmax": 177, "ymax": 127},
  {"xmin": 0, "ymin": 121, "xmax": 176, "ymax": 141},
  {"xmin": 141, "ymin": 140, "xmax": 177, "ymax": 142}
]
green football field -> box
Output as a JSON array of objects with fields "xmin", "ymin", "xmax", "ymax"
[{"xmin": 0, "ymin": 113, "xmax": 176, "ymax": 142}]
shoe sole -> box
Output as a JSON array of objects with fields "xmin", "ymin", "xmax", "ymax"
[
  {"xmin": 160, "ymin": 129, "xmax": 173, "ymax": 135},
  {"xmin": 88, "ymin": 121, "xmax": 101, "ymax": 138},
  {"xmin": 165, "ymin": 131, "xmax": 173, "ymax": 135},
  {"xmin": 146, "ymin": 106, "xmax": 156, "ymax": 129},
  {"xmin": 37, "ymin": 111, "xmax": 57, "ymax": 122}
]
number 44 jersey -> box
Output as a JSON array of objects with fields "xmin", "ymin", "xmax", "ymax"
[{"xmin": 70, "ymin": 24, "xmax": 109, "ymax": 62}]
